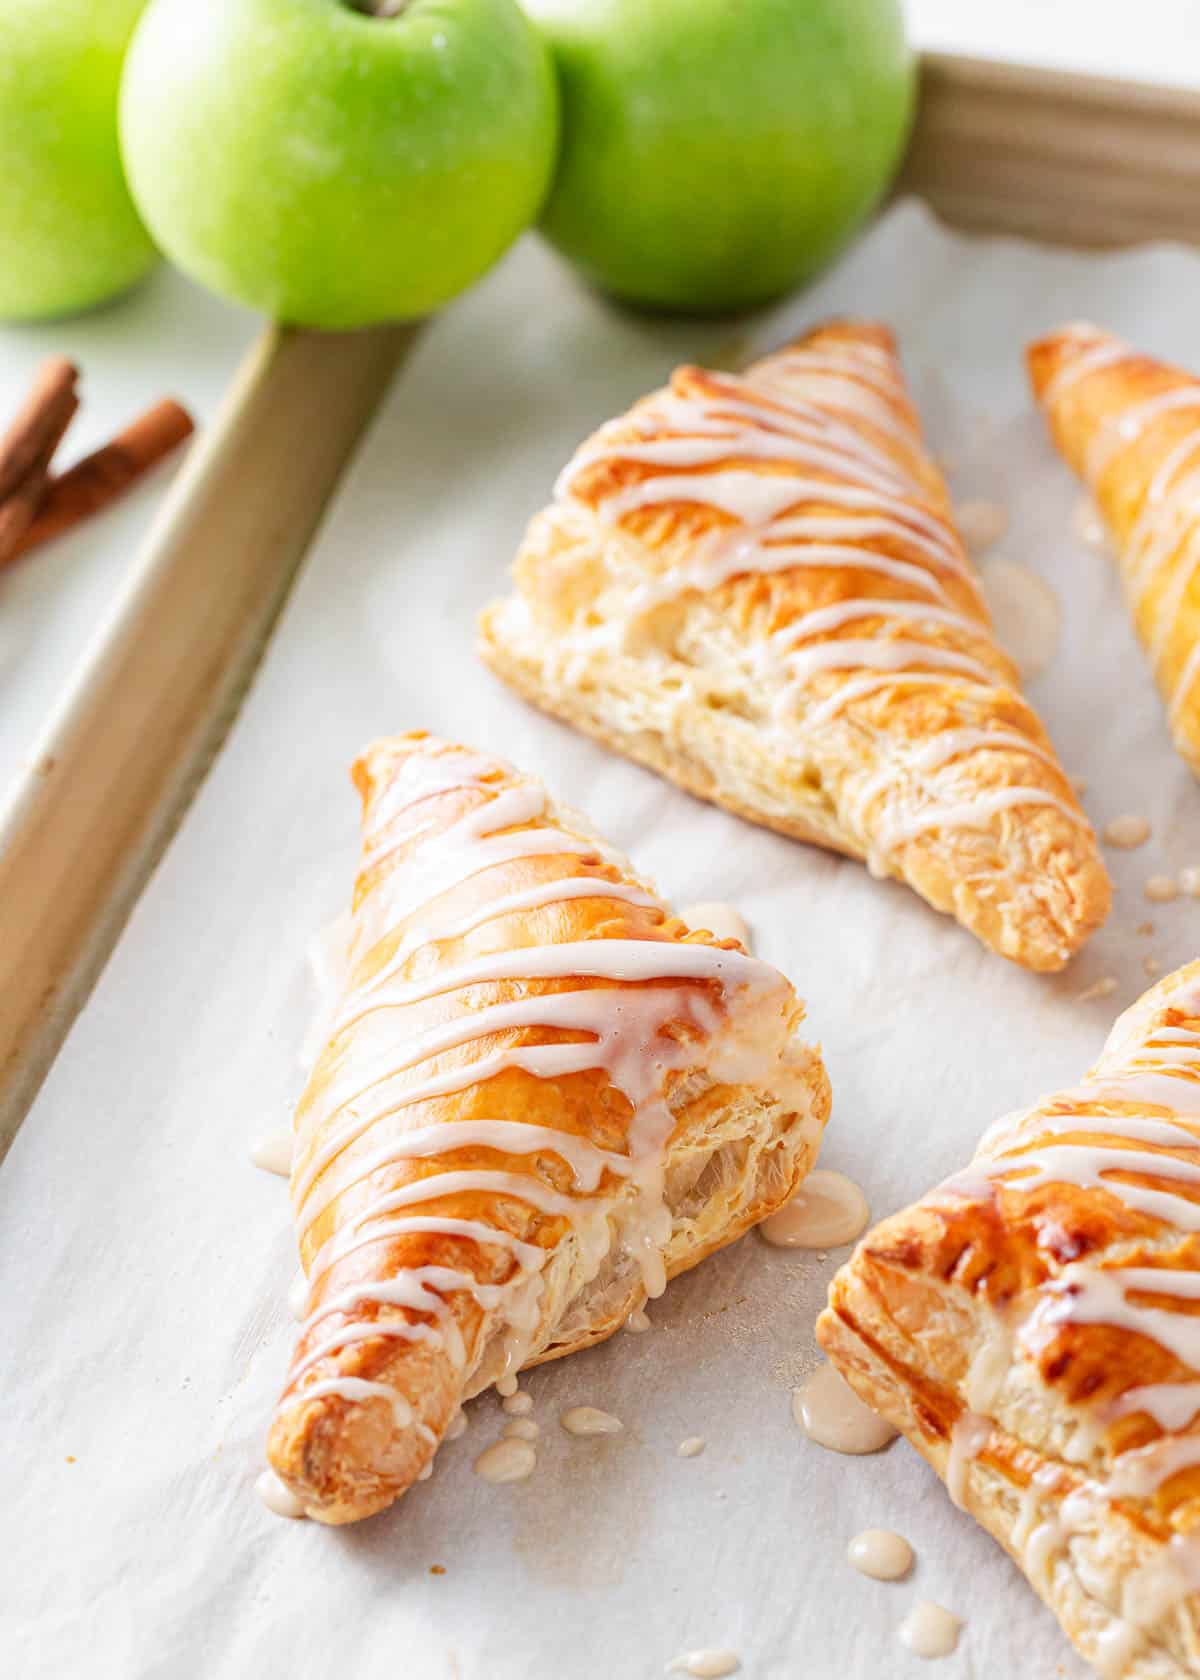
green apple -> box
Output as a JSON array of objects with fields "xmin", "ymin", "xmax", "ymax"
[
  {"xmin": 0, "ymin": 0, "xmax": 158, "ymax": 321},
  {"xmin": 120, "ymin": 0, "xmax": 558, "ymax": 329},
  {"xmin": 525, "ymin": 0, "xmax": 915, "ymax": 315}
]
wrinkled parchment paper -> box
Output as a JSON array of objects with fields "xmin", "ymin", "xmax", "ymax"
[{"xmin": 6, "ymin": 202, "xmax": 1200, "ymax": 1679}]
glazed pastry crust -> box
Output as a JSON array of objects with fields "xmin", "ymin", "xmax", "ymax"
[
  {"xmin": 267, "ymin": 732, "xmax": 830, "ymax": 1524},
  {"xmin": 1029, "ymin": 324, "xmax": 1200, "ymax": 777},
  {"xmin": 818, "ymin": 963, "xmax": 1200, "ymax": 1678},
  {"xmin": 481, "ymin": 320, "xmax": 1109, "ymax": 972}
]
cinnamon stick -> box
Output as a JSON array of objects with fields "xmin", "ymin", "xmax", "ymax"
[
  {"xmin": 0, "ymin": 388, "xmax": 80, "ymax": 565},
  {"xmin": 12, "ymin": 398, "xmax": 194, "ymax": 559},
  {"xmin": 0, "ymin": 356, "xmax": 79, "ymax": 503}
]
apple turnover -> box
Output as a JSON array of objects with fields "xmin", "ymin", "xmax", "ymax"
[
  {"xmin": 480, "ymin": 320, "xmax": 1109, "ymax": 971},
  {"xmin": 1030, "ymin": 323, "xmax": 1200, "ymax": 777},
  {"xmin": 267, "ymin": 732, "xmax": 830, "ymax": 1523},
  {"xmin": 819, "ymin": 962, "xmax": 1200, "ymax": 1678}
]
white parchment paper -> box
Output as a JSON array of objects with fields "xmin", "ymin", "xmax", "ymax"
[{"xmin": 5, "ymin": 202, "xmax": 1200, "ymax": 1680}]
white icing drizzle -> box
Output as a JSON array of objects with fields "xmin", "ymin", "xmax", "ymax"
[
  {"xmin": 1015, "ymin": 1481, "xmax": 1200, "ymax": 1667},
  {"xmin": 679, "ymin": 901, "xmax": 750, "ymax": 949},
  {"xmin": 842, "ymin": 727, "xmax": 1059, "ymax": 838},
  {"xmin": 1105, "ymin": 1432, "xmax": 1200, "ymax": 1497},
  {"xmin": 945, "ymin": 992, "xmax": 1200, "ymax": 1499},
  {"xmin": 964, "ymin": 1328, "xmax": 1012, "ymax": 1414},
  {"xmin": 1086, "ymin": 386, "xmax": 1200, "ymax": 484},
  {"xmin": 874, "ymin": 786, "xmax": 1083, "ymax": 857},
  {"xmin": 287, "ymin": 1270, "xmax": 309, "ymax": 1320},
  {"xmin": 336, "ymin": 938, "xmax": 763, "ymax": 1035},
  {"xmin": 550, "ymin": 340, "xmax": 1091, "ymax": 867},
  {"xmin": 297, "ymin": 1118, "xmax": 635, "ymax": 1241},
  {"xmin": 275, "ymin": 1375, "xmax": 415, "ymax": 1430},
  {"xmin": 776, "ymin": 635, "xmax": 995, "ymax": 696},
  {"xmin": 1110, "ymin": 1381, "xmax": 1200, "ymax": 1431},
  {"xmin": 768, "ymin": 594, "xmax": 983, "ymax": 656},
  {"xmin": 277, "ymin": 751, "xmax": 778, "ymax": 1456},
  {"xmin": 1040, "ymin": 335, "xmax": 1131, "ymax": 408},
  {"xmin": 847, "ymin": 1529, "xmax": 913, "ymax": 1580},
  {"xmin": 946, "ymin": 1411, "xmax": 991, "ymax": 1509}
]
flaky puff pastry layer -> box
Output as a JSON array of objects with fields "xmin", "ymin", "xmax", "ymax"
[
  {"xmin": 819, "ymin": 963, "xmax": 1200, "ymax": 1678},
  {"xmin": 267, "ymin": 732, "xmax": 830, "ymax": 1524},
  {"xmin": 1030, "ymin": 324, "xmax": 1200, "ymax": 777},
  {"xmin": 480, "ymin": 320, "xmax": 1109, "ymax": 972}
]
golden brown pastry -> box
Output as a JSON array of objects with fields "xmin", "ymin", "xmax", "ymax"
[
  {"xmin": 267, "ymin": 732, "xmax": 830, "ymax": 1523},
  {"xmin": 480, "ymin": 320, "xmax": 1109, "ymax": 972},
  {"xmin": 819, "ymin": 962, "xmax": 1200, "ymax": 1678},
  {"xmin": 1029, "ymin": 323, "xmax": 1200, "ymax": 777}
]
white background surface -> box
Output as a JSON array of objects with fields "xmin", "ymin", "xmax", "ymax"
[
  {"xmin": 5, "ymin": 202, "xmax": 1200, "ymax": 1678},
  {"xmin": 907, "ymin": 0, "xmax": 1200, "ymax": 88},
  {"xmin": 0, "ymin": 272, "xmax": 254, "ymax": 798}
]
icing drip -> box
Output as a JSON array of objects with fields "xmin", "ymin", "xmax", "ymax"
[
  {"xmin": 474, "ymin": 1438, "xmax": 536, "ymax": 1484},
  {"xmin": 898, "ymin": 1602, "xmax": 962, "ymax": 1660},
  {"xmin": 250, "ymin": 1131, "xmax": 293, "ymax": 1177},
  {"xmin": 256, "ymin": 1469, "xmax": 307, "ymax": 1520},
  {"xmin": 665, "ymin": 1651, "xmax": 740, "ymax": 1678},
  {"xmin": 793, "ymin": 1363, "xmax": 897, "ymax": 1454},
  {"xmin": 956, "ymin": 498, "xmax": 1008, "ymax": 555},
  {"xmin": 757, "ymin": 1168, "xmax": 869, "ymax": 1249},
  {"xmin": 946, "ymin": 1411, "xmax": 991, "ymax": 1509},
  {"xmin": 847, "ymin": 1529, "xmax": 913, "ymax": 1580},
  {"xmin": 560, "ymin": 1406, "xmax": 623, "ymax": 1436}
]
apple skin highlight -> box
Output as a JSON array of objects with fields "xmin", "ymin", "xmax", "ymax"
[
  {"xmin": 119, "ymin": 0, "xmax": 559, "ymax": 329},
  {"xmin": 0, "ymin": 0, "xmax": 159, "ymax": 322},
  {"xmin": 526, "ymin": 0, "xmax": 916, "ymax": 316}
]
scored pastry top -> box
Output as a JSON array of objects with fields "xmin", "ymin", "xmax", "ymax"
[
  {"xmin": 482, "ymin": 319, "xmax": 1110, "ymax": 971},
  {"xmin": 268, "ymin": 732, "xmax": 828, "ymax": 1522}
]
